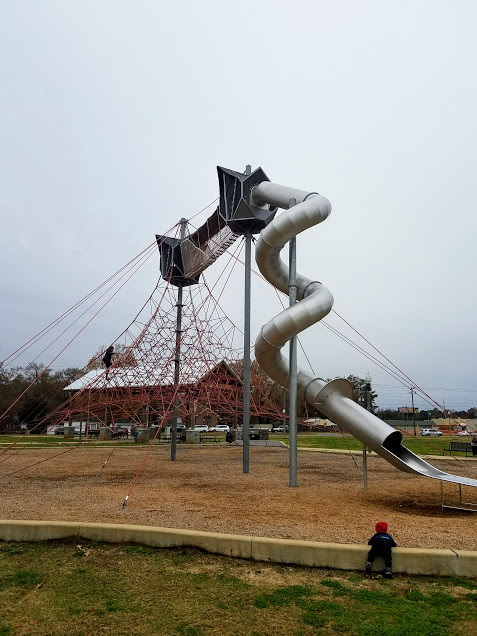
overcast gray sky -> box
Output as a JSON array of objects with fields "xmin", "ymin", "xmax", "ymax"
[{"xmin": 1, "ymin": 0, "xmax": 476, "ymax": 412}]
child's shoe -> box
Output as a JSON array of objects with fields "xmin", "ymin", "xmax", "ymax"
[{"xmin": 384, "ymin": 569, "xmax": 393, "ymax": 579}]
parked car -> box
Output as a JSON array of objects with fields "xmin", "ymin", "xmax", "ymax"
[
  {"xmin": 211, "ymin": 424, "xmax": 230, "ymax": 433},
  {"xmin": 271, "ymin": 426, "xmax": 285, "ymax": 433},
  {"xmin": 194, "ymin": 424, "xmax": 209, "ymax": 432},
  {"xmin": 457, "ymin": 430, "xmax": 471, "ymax": 436},
  {"xmin": 420, "ymin": 428, "xmax": 443, "ymax": 437}
]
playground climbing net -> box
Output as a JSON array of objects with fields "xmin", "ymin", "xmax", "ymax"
[
  {"xmin": 1, "ymin": 260, "xmax": 286, "ymax": 445},
  {"xmin": 60, "ymin": 277, "xmax": 285, "ymax": 431}
]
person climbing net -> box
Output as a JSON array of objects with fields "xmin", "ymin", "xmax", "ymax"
[{"xmin": 102, "ymin": 345, "xmax": 115, "ymax": 379}]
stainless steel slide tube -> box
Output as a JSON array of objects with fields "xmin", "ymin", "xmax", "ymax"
[{"xmin": 253, "ymin": 180, "xmax": 477, "ymax": 489}]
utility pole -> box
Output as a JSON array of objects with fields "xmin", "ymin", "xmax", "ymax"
[
  {"xmin": 171, "ymin": 217, "xmax": 187, "ymax": 461},
  {"xmin": 410, "ymin": 387, "xmax": 417, "ymax": 437}
]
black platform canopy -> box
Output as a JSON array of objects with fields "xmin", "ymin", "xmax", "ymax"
[{"xmin": 217, "ymin": 166, "xmax": 277, "ymax": 235}]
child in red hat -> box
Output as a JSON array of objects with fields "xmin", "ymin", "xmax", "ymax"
[{"xmin": 365, "ymin": 521, "xmax": 396, "ymax": 578}]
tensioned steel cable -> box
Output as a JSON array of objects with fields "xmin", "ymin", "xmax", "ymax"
[
  {"xmin": 0, "ymin": 237, "xmax": 167, "ymax": 435},
  {"xmin": 0, "ymin": 227, "xmax": 182, "ymax": 452},
  {"xmin": 2, "ymin": 236, "xmax": 168, "ymax": 367}
]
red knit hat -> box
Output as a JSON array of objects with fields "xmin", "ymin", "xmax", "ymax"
[{"xmin": 375, "ymin": 521, "xmax": 388, "ymax": 533}]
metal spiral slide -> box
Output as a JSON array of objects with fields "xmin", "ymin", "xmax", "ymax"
[{"xmin": 252, "ymin": 180, "xmax": 477, "ymax": 488}]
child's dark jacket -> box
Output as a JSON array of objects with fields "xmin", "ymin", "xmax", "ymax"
[{"xmin": 368, "ymin": 532, "xmax": 397, "ymax": 549}]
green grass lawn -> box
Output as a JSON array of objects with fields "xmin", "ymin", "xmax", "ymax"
[
  {"xmin": 0, "ymin": 541, "xmax": 476, "ymax": 635},
  {"xmin": 0, "ymin": 433, "xmax": 469, "ymax": 456},
  {"xmin": 271, "ymin": 433, "xmax": 463, "ymax": 456},
  {"xmin": 0, "ymin": 435, "xmax": 135, "ymax": 448}
]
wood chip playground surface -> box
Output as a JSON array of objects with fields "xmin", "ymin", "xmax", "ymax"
[{"xmin": 1, "ymin": 444, "xmax": 476, "ymax": 551}]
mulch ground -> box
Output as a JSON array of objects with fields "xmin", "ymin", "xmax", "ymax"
[{"xmin": 1, "ymin": 444, "xmax": 476, "ymax": 550}]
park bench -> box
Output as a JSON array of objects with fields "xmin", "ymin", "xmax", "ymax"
[
  {"xmin": 84, "ymin": 429, "xmax": 128, "ymax": 440},
  {"xmin": 161, "ymin": 434, "xmax": 186, "ymax": 443},
  {"xmin": 199, "ymin": 435, "xmax": 222, "ymax": 444},
  {"xmin": 445, "ymin": 441, "xmax": 473, "ymax": 457}
]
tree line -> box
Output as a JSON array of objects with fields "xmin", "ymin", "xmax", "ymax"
[
  {"xmin": 0, "ymin": 364, "xmax": 81, "ymax": 431},
  {"xmin": 376, "ymin": 406, "xmax": 477, "ymax": 421},
  {"xmin": 0, "ymin": 344, "xmax": 137, "ymax": 431}
]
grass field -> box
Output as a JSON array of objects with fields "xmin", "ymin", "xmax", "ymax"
[
  {"xmin": 0, "ymin": 433, "xmax": 469, "ymax": 456},
  {"xmin": 272, "ymin": 433, "xmax": 461, "ymax": 456},
  {"xmin": 0, "ymin": 541, "xmax": 476, "ymax": 635},
  {"xmin": 0, "ymin": 435, "xmax": 131, "ymax": 448}
]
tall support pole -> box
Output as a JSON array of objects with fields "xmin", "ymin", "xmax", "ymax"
[
  {"xmin": 85, "ymin": 391, "xmax": 91, "ymax": 442},
  {"xmin": 241, "ymin": 163, "xmax": 253, "ymax": 475},
  {"xmin": 243, "ymin": 232, "xmax": 252, "ymax": 473},
  {"xmin": 363, "ymin": 374, "xmax": 372, "ymax": 492},
  {"xmin": 288, "ymin": 198, "xmax": 298, "ymax": 487},
  {"xmin": 362, "ymin": 442, "xmax": 368, "ymax": 492},
  {"xmin": 171, "ymin": 217, "xmax": 187, "ymax": 461}
]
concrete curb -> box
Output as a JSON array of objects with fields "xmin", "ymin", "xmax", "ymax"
[
  {"xmin": 296, "ymin": 447, "xmax": 477, "ymax": 460},
  {"xmin": 0, "ymin": 520, "xmax": 475, "ymax": 578}
]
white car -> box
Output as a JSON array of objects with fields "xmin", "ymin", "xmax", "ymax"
[
  {"xmin": 457, "ymin": 430, "xmax": 471, "ymax": 436},
  {"xmin": 420, "ymin": 428, "xmax": 443, "ymax": 437},
  {"xmin": 212, "ymin": 424, "xmax": 230, "ymax": 433},
  {"xmin": 194, "ymin": 425, "xmax": 209, "ymax": 432},
  {"xmin": 271, "ymin": 426, "xmax": 285, "ymax": 433}
]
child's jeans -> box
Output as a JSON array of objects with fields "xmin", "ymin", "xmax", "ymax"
[{"xmin": 366, "ymin": 545, "xmax": 392, "ymax": 572}]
